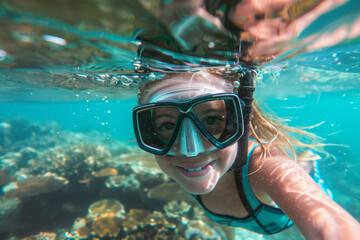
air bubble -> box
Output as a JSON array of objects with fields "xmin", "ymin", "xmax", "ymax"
[
  {"xmin": 208, "ymin": 41, "xmax": 215, "ymax": 48},
  {"xmin": 148, "ymin": 73, "xmax": 156, "ymax": 80}
]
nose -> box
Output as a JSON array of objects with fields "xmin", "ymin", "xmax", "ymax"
[{"xmin": 168, "ymin": 118, "xmax": 206, "ymax": 157}]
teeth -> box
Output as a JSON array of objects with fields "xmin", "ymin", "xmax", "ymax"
[
  {"xmin": 183, "ymin": 162, "xmax": 212, "ymax": 172},
  {"xmin": 184, "ymin": 166, "xmax": 205, "ymax": 172}
]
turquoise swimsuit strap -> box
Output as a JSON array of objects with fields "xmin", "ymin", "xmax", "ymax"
[
  {"xmin": 233, "ymin": 140, "xmax": 274, "ymax": 234},
  {"xmin": 241, "ymin": 142, "xmax": 262, "ymax": 209}
]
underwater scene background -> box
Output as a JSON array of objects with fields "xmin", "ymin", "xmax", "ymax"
[{"xmin": 1, "ymin": 0, "xmax": 360, "ymax": 239}]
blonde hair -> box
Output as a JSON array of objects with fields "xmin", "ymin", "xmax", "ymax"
[{"xmin": 137, "ymin": 70, "xmax": 326, "ymax": 162}]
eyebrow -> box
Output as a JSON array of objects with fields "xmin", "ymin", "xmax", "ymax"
[
  {"xmin": 195, "ymin": 108, "xmax": 225, "ymax": 115},
  {"xmin": 152, "ymin": 110, "xmax": 178, "ymax": 120}
]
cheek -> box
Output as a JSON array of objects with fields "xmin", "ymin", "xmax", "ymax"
[
  {"xmin": 218, "ymin": 144, "xmax": 238, "ymax": 169},
  {"xmin": 154, "ymin": 155, "xmax": 171, "ymax": 174}
]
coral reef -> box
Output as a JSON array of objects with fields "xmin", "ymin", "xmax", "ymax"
[
  {"xmin": 164, "ymin": 200, "xmax": 192, "ymax": 219},
  {"xmin": 28, "ymin": 143, "xmax": 113, "ymax": 179},
  {"xmin": 88, "ymin": 199, "xmax": 125, "ymax": 218},
  {"xmin": 0, "ymin": 119, "xmax": 63, "ymax": 156},
  {"xmin": 105, "ymin": 174, "xmax": 140, "ymax": 191},
  {"xmin": 0, "ymin": 197, "xmax": 20, "ymax": 234},
  {"xmin": 65, "ymin": 199, "xmax": 179, "ymax": 239},
  {"xmin": 0, "ymin": 119, "xmax": 227, "ymax": 240},
  {"xmin": 21, "ymin": 232, "xmax": 56, "ymax": 240},
  {"xmin": 3, "ymin": 172, "xmax": 68, "ymax": 198},
  {"xmin": 91, "ymin": 168, "xmax": 118, "ymax": 178}
]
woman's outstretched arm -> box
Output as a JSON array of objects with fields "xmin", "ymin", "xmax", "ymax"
[{"xmin": 249, "ymin": 147, "xmax": 360, "ymax": 240}]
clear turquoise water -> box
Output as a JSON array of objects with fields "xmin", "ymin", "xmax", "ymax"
[{"xmin": 0, "ymin": 0, "xmax": 359, "ymax": 239}]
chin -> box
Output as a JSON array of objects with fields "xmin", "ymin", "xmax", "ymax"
[{"xmin": 177, "ymin": 176, "xmax": 219, "ymax": 195}]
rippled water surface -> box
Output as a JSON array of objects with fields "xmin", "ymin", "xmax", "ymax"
[{"xmin": 0, "ymin": 0, "xmax": 359, "ymax": 239}]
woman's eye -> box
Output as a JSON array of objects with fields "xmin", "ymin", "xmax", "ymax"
[
  {"xmin": 204, "ymin": 116, "xmax": 222, "ymax": 125},
  {"xmin": 159, "ymin": 122, "xmax": 175, "ymax": 131}
]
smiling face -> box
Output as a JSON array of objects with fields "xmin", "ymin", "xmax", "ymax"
[{"xmin": 140, "ymin": 72, "xmax": 238, "ymax": 194}]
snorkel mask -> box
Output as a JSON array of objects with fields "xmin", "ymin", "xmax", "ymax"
[{"xmin": 133, "ymin": 92, "xmax": 244, "ymax": 156}]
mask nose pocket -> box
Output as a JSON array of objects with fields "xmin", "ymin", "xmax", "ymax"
[{"xmin": 176, "ymin": 118, "xmax": 205, "ymax": 157}]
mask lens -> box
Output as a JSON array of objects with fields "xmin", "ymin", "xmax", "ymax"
[
  {"xmin": 136, "ymin": 106, "xmax": 180, "ymax": 151},
  {"xmin": 192, "ymin": 98, "xmax": 239, "ymax": 142}
]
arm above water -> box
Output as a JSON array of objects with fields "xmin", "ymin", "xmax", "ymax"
[{"xmin": 248, "ymin": 147, "xmax": 360, "ymax": 240}]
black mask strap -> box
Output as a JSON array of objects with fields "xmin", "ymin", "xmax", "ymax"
[
  {"xmin": 233, "ymin": 69, "xmax": 256, "ymax": 170},
  {"xmin": 230, "ymin": 69, "xmax": 258, "ymax": 219}
]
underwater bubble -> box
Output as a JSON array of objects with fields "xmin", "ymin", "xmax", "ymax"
[
  {"xmin": 99, "ymin": 74, "xmax": 109, "ymax": 79},
  {"xmin": 43, "ymin": 34, "xmax": 67, "ymax": 45},
  {"xmin": 122, "ymin": 82, "xmax": 131, "ymax": 88},
  {"xmin": 133, "ymin": 60, "xmax": 141, "ymax": 68},
  {"xmin": 0, "ymin": 49, "xmax": 8, "ymax": 61},
  {"xmin": 208, "ymin": 41, "xmax": 215, "ymax": 48},
  {"xmin": 148, "ymin": 73, "xmax": 156, "ymax": 80}
]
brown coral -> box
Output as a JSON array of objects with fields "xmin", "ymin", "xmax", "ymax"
[
  {"xmin": 88, "ymin": 199, "xmax": 125, "ymax": 218},
  {"xmin": 91, "ymin": 214, "xmax": 123, "ymax": 237},
  {"xmin": 29, "ymin": 143, "xmax": 112, "ymax": 178},
  {"xmin": 164, "ymin": 200, "xmax": 192, "ymax": 219},
  {"xmin": 122, "ymin": 209, "xmax": 177, "ymax": 239},
  {"xmin": 3, "ymin": 172, "xmax": 68, "ymax": 198},
  {"xmin": 91, "ymin": 167, "xmax": 118, "ymax": 177},
  {"xmin": 71, "ymin": 217, "xmax": 91, "ymax": 239},
  {"xmin": 22, "ymin": 232, "xmax": 56, "ymax": 240}
]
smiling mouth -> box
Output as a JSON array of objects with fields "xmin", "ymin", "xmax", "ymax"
[
  {"xmin": 183, "ymin": 165, "xmax": 207, "ymax": 172},
  {"xmin": 179, "ymin": 161, "xmax": 214, "ymax": 172}
]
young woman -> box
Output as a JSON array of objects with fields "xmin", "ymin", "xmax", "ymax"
[{"xmin": 132, "ymin": 69, "xmax": 360, "ymax": 239}]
